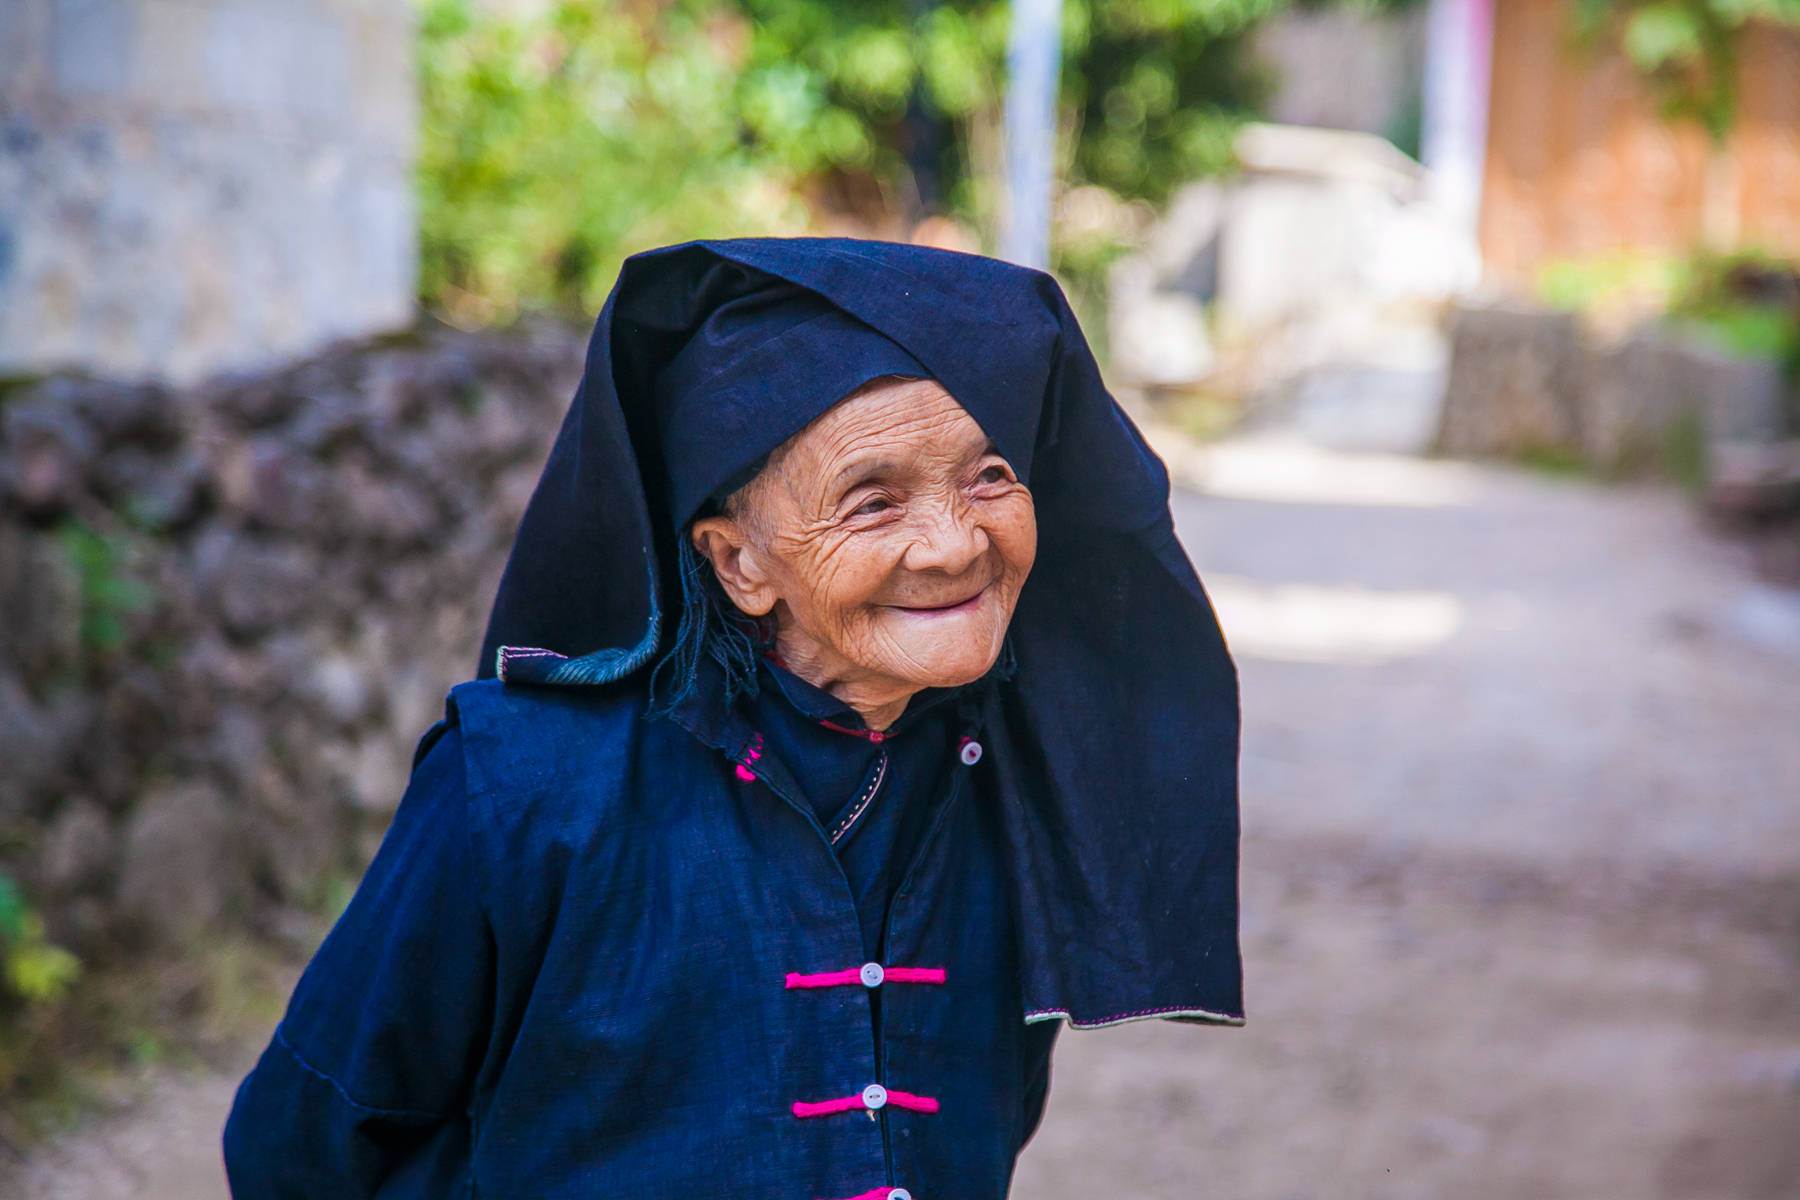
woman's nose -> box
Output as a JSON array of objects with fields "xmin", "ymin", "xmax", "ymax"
[{"xmin": 902, "ymin": 500, "xmax": 989, "ymax": 575}]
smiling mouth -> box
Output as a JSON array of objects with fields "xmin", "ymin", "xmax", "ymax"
[{"xmin": 890, "ymin": 584, "xmax": 990, "ymax": 615}]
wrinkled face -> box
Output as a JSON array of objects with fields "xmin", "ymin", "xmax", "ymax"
[{"xmin": 691, "ymin": 376, "xmax": 1037, "ymax": 699}]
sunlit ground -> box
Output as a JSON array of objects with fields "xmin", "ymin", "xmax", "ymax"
[
  {"xmin": 1151, "ymin": 430, "xmax": 1483, "ymax": 509},
  {"xmin": 1205, "ymin": 575, "xmax": 1464, "ymax": 664}
]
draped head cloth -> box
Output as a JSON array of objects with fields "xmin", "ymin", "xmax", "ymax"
[{"xmin": 478, "ymin": 238, "xmax": 1243, "ymax": 1029}]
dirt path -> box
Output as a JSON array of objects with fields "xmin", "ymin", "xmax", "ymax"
[
  {"xmin": 7, "ymin": 1064, "xmax": 252, "ymax": 1200},
  {"xmin": 10, "ymin": 435, "xmax": 1799, "ymax": 1199}
]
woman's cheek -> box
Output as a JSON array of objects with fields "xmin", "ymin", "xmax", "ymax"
[
  {"xmin": 812, "ymin": 536, "xmax": 892, "ymax": 624},
  {"xmin": 993, "ymin": 497, "xmax": 1038, "ymax": 581}
]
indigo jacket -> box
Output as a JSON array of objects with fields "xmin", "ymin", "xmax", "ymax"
[{"xmin": 224, "ymin": 659, "xmax": 1059, "ymax": 1200}]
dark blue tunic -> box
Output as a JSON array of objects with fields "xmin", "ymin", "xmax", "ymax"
[{"xmin": 222, "ymin": 662, "xmax": 1058, "ymax": 1200}]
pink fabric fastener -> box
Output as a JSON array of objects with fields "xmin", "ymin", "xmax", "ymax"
[
  {"xmin": 818, "ymin": 718, "xmax": 887, "ymax": 743},
  {"xmin": 735, "ymin": 732, "xmax": 765, "ymax": 782},
  {"xmin": 791, "ymin": 1090, "xmax": 939, "ymax": 1119},
  {"xmin": 785, "ymin": 966, "xmax": 947, "ymax": 989}
]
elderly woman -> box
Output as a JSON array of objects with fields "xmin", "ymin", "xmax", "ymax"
[{"xmin": 223, "ymin": 239, "xmax": 1240, "ymax": 1200}]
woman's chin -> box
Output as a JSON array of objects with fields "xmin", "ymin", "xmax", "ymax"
[{"xmin": 885, "ymin": 629, "xmax": 1005, "ymax": 689}]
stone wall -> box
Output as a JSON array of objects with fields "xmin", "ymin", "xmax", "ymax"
[
  {"xmin": 0, "ymin": 0, "xmax": 417, "ymax": 384},
  {"xmin": 1434, "ymin": 302, "xmax": 1590, "ymax": 460},
  {"xmin": 0, "ymin": 323, "xmax": 583, "ymax": 959},
  {"xmin": 1437, "ymin": 299, "xmax": 1798, "ymax": 494}
]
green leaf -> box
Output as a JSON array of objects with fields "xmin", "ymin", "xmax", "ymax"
[
  {"xmin": 1622, "ymin": 2, "xmax": 1706, "ymax": 71},
  {"xmin": 6, "ymin": 939, "xmax": 81, "ymax": 1005},
  {"xmin": 0, "ymin": 875, "xmax": 25, "ymax": 943},
  {"xmin": 834, "ymin": 28, "xmax": 916, "ymax": 111}
]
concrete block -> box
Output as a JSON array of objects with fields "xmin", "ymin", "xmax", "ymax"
[
  {"xmin": 52, "ymin": 0, "xmax": 136, "ymax": 97},
  {"xmin": 0, "ymin": 221, "xmax": 15, "ymax": 292},
  {"xmin": 349, "ymin": 5, "xmax": 418, "ymax": 146},
  {"xmin": 203, "ymin": 6, "xmax": 350, "ymax": 120},
  {"xmin": 1255, "ymin": 5, "xmax": 1428, "ymax": 139},
  {"xmin": 1143, "ymin": 181, "xmax": 1224, "ymax": 297},
  {"xmin": 202, "ymin": 6, "xmax": 296, "ymax": 114},
  {"xmin": 132, "ymin": 0, "xmax": 213, "ymax": 111},
  {"xmin": 2, "ymin": 0, "xmax": 417, "ymax": 383},
  {"xmin": 1582, "ymin": 328, "xmax": 1687, "ymax": 472},
  {"xmin": 1110, "ymin": 285, "xmax": 1216, "ymax": 387},
  {"xmin": 1218, "ymin": 176, "xmax": 1361, "ymax": 331},
  {"xmin": 0, "ymin": 1, "xmax": 55, "ymax": 100},
  {"xmin": 1676, "ymin": 339, "xmax": 1787, "ymax": 445},
  {"xmin": 1706, "ymin": 440, "xmax": 1800, "ymax": 520},
  {"xmin": 1436, "ymin": 300, "xmax": 1587, "ymax": 458}
]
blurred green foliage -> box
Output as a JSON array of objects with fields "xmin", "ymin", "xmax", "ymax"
[
  {"xmin": 1537, "ymin": 251, "xmax": 1684, "ymax": 315},
  {"xmin": 57, "ymin": 520, "xmax": 154, "ymax": 657},
  {"xmin": 0, "ymin": 869, "xmax": 79, "ymax": 1105},
  {"xmin": 1571, "ymin": 0, "xmax": 1800, "ymax": 143},
  {"xmin": 1535, "ymin": 246, "xmax": 1797, "ymax": 484},
  {"xmin": 1668, "ymin": 248, "xmax": 1800, "ymax": 371},
  {"xmin": 1063, "ymin": 0, "xmax": 1273, "ymax": 201},
  {"xmin": 417, "ymin": 0, "xmax": 809, "ymax": 321},
  {"xmin": 417, "ymin": 0, "xmax": 1414, "ymax": 323},
  {"xmin": 0, "ymin": 874, "xmax": 79, "ymax": 1008},
  {"xmin": 1538, "ymin": 245, "xmax": 1800, "ymax": 474},
  {"xmin": 1539, "ymin": 247, "xmax": 1799, "ymax": 371}
]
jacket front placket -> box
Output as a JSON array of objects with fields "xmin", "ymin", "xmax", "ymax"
[{"xmin": 676, "ymin": 686, "xmax": 991, "ymax": 1200}]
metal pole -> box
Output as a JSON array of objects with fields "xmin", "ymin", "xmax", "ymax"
[
  {"xmin": 1000, "ymin": 0, "xmax": 1062, "ymax": 270},
  {"xmin": 1420, "ymin": 0, "xmax": 1494, "ymax": 242}
]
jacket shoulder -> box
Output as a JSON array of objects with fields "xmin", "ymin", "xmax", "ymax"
[{"xmin": 446, "ymin": 678, "xmax": 650, "ymax": 808}]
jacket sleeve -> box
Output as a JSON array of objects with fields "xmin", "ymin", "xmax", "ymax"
[{"xmin": 223, "ymin": 718, "xmax": 495, "ymax": 1199}]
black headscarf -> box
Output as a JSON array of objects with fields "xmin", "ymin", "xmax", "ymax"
[{"xmin": 478, "ymin": 238, "xmax": 1243, "ymax": 1028}]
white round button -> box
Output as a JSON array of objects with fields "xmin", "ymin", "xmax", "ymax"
[
  {"xmin": 859, "ymin": 961, "xmax": 885, "ymax": 988},
  {"xmin": 959, "ymin": 739, "xmax": 983, "ymax": 766},
  {"xmin": 861, "ymin": 1083, "xmax": 888, "ymax": 1110},
  {"xmin": 888, "ymin": 1190, "xmax": 912, "ymax": 1200}
]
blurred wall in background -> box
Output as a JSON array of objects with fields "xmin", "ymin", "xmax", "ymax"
[
  {"xmin": 1483, "ymin": 0, "xmax": 1800, "ymax": 281},
  {"xmin": 1254, "ymin": 3, "xmax": 1427, "ymax": 151},
  {"xmin": 0, "ymin": 0, "xmax": 417, "ymax": 385}
]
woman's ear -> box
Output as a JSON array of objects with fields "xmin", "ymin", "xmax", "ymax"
[{"xmin": 690, "ymin": 516, "xmax": 778, "ymax": 617}]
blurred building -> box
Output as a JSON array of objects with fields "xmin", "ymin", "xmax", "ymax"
[
  {"xmin": 0, "ymin": 0, "xmax": 417, "ymax": 384},
  {"xmin": 1481, "ymin": 0, "xmax": 1800, "ymax": 282},
  {"xmin": 1260, "ymin": 0, "xmax": 1800, "ymax": 284}
]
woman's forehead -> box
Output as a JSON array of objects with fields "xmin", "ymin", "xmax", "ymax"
[{"xmin": 788, "ymin": 378, "xmax": 989, "ymax": 474}]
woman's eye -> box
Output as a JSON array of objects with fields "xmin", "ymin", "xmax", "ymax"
[
  {"xmin": 851, "ymin": 497, "xmax": 891, "ymax": 517},
  {"xmin": 976, "ymin": 465, "xmax": 1010, "ymax": 485}
]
